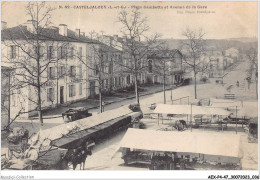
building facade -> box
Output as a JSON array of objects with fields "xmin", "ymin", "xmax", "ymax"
[
  {"xmin": 1, "ymin": 21, "xmax": 122, "ymax": 118},
  {"xmin": 1, "ymin": 66, "xmax": 12, "ymax": 129},
  {"xmin": 147, "ymin": 49, "xmax": 183, "ymax": 85}
]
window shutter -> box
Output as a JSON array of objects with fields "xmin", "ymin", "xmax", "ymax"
[
  {"xmin": 13, "ymin": 46, "xmax": 16, "ymax": 58},
  {"xmin": 47, "ymin": 89, "xmax": 50, "ymax": 101},
  {"xmin": 58, "ymin": 47, "xmax": 61, "ymax": 59},
  {"xmin": 16, "ymin": 46, "xmax": 19, "ymax": 59},
  {"xmin": 47, "ymin": 46, "xmax": 50, "ymax": 59},
  {"xmin": 52, "ymin": 67, "xmax": 55, "ymax": 79},
  {"xmin": 73, "ymin": 66, "xmax": 76, "ymax": 76},
  {"xmin": 40, "ymin": 46, "xmax": 43, "ymax": 59},
  {"xmin": 47, "ymin": 67, "xmax": 50, "ymax": 80},
  {"xmin": 7, "ymin": 46, "xmax": 11, "ymax": 59},
  {"xmin": 51, "ymin": 88, "xmax": 54, "ymax": 101}
]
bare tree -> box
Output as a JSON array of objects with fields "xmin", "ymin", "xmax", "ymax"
[
  {"xmin": 2, "ymin": 2, "xmax": 70, "ymax": 125},
  {"xmin": 116, "ymin": 9, "xmax": 161, "ymax": 104},
  {"xmin": 149, "ymin": 43, "xmax": 176, "ymax": 104},
  {"xmin": 246, "ymin": 48, "xmax": 258, "ymax": 97},
  {"xmin": 89, "ymin": 30, "xmax": 97, "ymax": 40},
  {"xmin": 100, "ymin": 30, "xmax": 105, "ymax": 37},
  {"xmin": 76, "ymin": 43, "xmax": 117, "ymax": 113},
  {"xmin": 181, "ymin": 27, "xmax": 208, "ymax": 99}
]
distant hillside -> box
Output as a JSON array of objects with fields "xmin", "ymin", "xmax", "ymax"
[
  {"xmin": 160, "ymin": 38, "xmax": 258, "ymax": 51},
  {"xmin": 227, "ymin": 37, "xmax": 258, "ymax": 43}
]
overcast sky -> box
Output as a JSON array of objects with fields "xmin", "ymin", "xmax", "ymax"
[{"xmin": 1, "ymin": 1, "xmax": 258, "ymax": 39}]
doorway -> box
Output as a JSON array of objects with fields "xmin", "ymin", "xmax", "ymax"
[
  {"xmin": 90, "ymin": 81, "xmax": 95, "ymax": 98},
  {"xmin": 60, "ymin": 86, "xmax": 64, "ymax": 104}
]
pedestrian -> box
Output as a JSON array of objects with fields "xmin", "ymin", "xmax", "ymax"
[{"xmin": 236, "ymin": 81, "xmax": 239, "ymax": 87}]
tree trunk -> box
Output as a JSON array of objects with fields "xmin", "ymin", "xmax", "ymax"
[
  {"xmin": 99, "ymin": 82, "xmax": 103, "ymax": 113},
  {"xmin": 37, "ymin": 45, "xmax": 43, "ymax": 124},
  {"xmin": 194, "ymin": 72, "xmax": 197, "ymax": 99},
  {"xmin": 37, "ymin": 85, "xmax": 43, "ymax": 124},
  {"xmin": 134, "ymin": 74, "xmax": 139, "ymax": 104},
  {"xmin": 163, "ymin": 72, "xmax": 166, "ymax": 104}
]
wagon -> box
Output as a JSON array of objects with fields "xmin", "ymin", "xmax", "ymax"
[{"xmin": 62, "ymin": 107, "xmax": 92, "ymax": 123}]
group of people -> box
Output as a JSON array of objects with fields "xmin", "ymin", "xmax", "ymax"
[
  {"xmin": 3, "ymin": 127, "xmax": 41, "ymax": 170},
  {"xmin": 173, "ymin": 120, "xmax": 188, "ymax": 131},
  {"xmin": 150, "ymin": 152, "xmax": 187, "ymax": 170}
]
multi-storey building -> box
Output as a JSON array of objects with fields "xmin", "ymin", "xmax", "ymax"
[
  {"xmin": 99, "ymin": 35, "xmax": 148, "ymax": 87},
  {"xmin": 1, "ymin": 66, "xmax": 12, "ymax": 129},
  {"xmin": 1, "ymin": 21, "xmax": 122, "ymax": 118},
  {"xmin": 147, "ymin": 49, "xmax": 183, "ymax": 85}
]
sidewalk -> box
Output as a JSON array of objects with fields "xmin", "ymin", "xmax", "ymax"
[
  {"xmin": 32, "ymin": 84, "xmax": 173, "ymax": 119},
  {"xmin": 1, "ymin": 83, "xmax": 173, "ymax": 149}
]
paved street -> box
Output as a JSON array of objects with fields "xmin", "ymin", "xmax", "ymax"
[
  {"xmin": 2, "ymin": 60, "xmax": 258, "ymax": 170},
  {"xmin": 77, "ymin": 60, "xmax": 258, "ymax": 170}
]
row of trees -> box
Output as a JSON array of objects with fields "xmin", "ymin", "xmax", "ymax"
[
  {"xmin": 5, "ymin": 2, "xmax": 253, "ymax": 127},
  {"xmin": 2, "ymin": 2, "xmax": 207, "ymax": 126}
]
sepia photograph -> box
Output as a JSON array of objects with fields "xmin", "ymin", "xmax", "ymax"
[{"xmin": 0, "ymin": 1, "xmax": 258, "ymax": 178}]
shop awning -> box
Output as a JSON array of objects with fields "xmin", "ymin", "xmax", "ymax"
[
  {"xmin": 153, "ymin": 104, "xmax": 231, "ymax": 116},
  {"xmin": 209, "ymin": 98, "xmax": 242, "ymax": 109},
  {"xmin": 113, "ymin": 128, "xmax": 243, "ymax": 159},
  {"xmin": 237, "ymin": 101, "xmax": 258, "ymax": 118},
  {"xmin": 33, "ymin": 106, "xmax": 136, "ymax": 144}
]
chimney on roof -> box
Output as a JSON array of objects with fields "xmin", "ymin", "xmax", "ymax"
[
  {"xmin": 59, "ymin": 24, "xmax": 67, "ymax": 36},
  {"xmin": 113, "ymin": 35, "xmax": 118, "ymax": 41},
  {"xmin": 80, "ymin": 32, "xmax": 85, "ymax": 37},
  {"xmin": 25, "ymin": 20, "xmax": 37, "ymax": 34},
  {"xmin": 75, "ymin": 29, "xmax": 80, "ymax": 37},
  {"xmin": 1, "ymin": 21, "xmax": 7, "ymax": 30}
]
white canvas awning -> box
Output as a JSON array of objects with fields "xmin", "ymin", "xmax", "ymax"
[
  {"xmin": 34, "ymin": 106, "xmax": 136, "ymax": 143},
  {"xmin": 153, "ymin": 104, "xmax": 231, "ymax": 116},
  {"xmin": 237, "ymin": 102, "xmax": 258, "ymax": 117},
  {"xmin": 209, "ymin": 98, "xmax": 242, "ymax": 109},
  {"xmin": 113, "ymin": 128, "xmax": 243, "ymax": 159}
]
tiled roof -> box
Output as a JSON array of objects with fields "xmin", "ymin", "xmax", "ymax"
[
  {"xmin": 99, "ymin": 43, "xmax": 121, "ymax": 53},
  {"xmin": 67, "ymin": 29, "xmax": 99, "ymax": 44},
  {"xmin": 2, "ymin": 25, "xmax": 76, "ymax": 42},
  {"xmin": 148, "ymin": 49, "xmax": 182, "ymax": 59},
  {"xmin": 1, "ymin": 25, "xmax": 99, "ymax": 44},
  {"xmin": 1, "ymin": 25, "xmax": 121, "ymax": 53}
]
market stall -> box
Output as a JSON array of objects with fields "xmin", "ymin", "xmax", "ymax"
[
  {"xmin": 152, "ymin": 104, "xmax": 231, "ymax": 131},
  {"xmin": 112, "ymin": 128, "xmax": 243, "ymax": 170}
]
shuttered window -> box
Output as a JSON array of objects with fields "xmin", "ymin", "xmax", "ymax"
[
  {"xmin": 78, "ymin": 65, "xmax": 82, "ymax": 78},
  {"xmin": 48, "ymin": 67, "xmax": 55, "ymax": 80},
  {"xmin": 69, "ymin": 84, "xmax": 76, "ymax": 97},
  {"xmin": 70, "ymin": 66, "xmax": 76, "ymax": 77},
  {"xmin": 79, "ymin": 83, "xmax": 82, "ymax": 95},
  {"xmin": 47, "ymin": 46, "xmax": 54, "ymax": 59},
  {"xmin": 10, "ymin": 45, "xmax": 17, "ymax": 59},
  {"xmin": 59, "ymin": 66, "xmax": 65, "ymax": 78},
  {"xmin": 47, "ymin": 88, "xmax": 54, "ymax": 102}
]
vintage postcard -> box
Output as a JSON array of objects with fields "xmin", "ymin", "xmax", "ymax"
[{"xmin": 1, "ymin": 1, "xmax": 258, "ymax": 179}]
